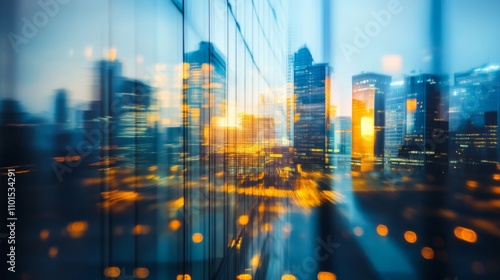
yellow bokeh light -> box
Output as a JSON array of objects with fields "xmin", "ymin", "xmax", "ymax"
[
  {"xmin": 176, "ymin": 274, "xmax": 192, "ymax": 280},
  {"xmin": 40, "ymin": 229, "xmax": 49, "ymax": 241},
  {"xmin": 104, "ymin": 267, "xmax": 121, "ymax": 278},
  {"xmin": 236, "ymin": 274, "xmax": 252, "ymax": 280},
  {"xmin": 454, "ymin": 227, "xmax": 477, "ymax": 243},
  {"xmin": 264, "ymin": 223, "xmax": 273, "ymax": 232},
  {"xmin": 238, "ymin": 215, "xmax": 249, "ymax": 226},
  {"xmin": 282, "ymin": 274, "xmax": 296, "ymax": 280},
  {"xmin": 134, "ymin": 268, "xmax": 149, "ymax": 279},
  {"xmin": 317, "ymin": 271, "xmax": 336, "ymax": 280},
  {"xmin": 66, "ymin": 221, "xmax": 88, "ymax": 238},
  {"xmin": 404, "ymin": 231, "xmax": 417, "ymax": 243},
  {"xmin": 192, "ymin": 233, "xmax": 203, "ymax": 243},
  {"xmin": 421, "ymin": 247, "xmax": 434, "ymax": 260},
  {"xmin": 49, "ymin": 246, "xmax": 58, "ymax": 258},
  {"xmin": 169, "ymin": 219, "xmax": 182, "ymax": 231},
  {"xmin": 376, "ymin": 224, "xmax": 389, "ymax": 237},
  {"xmin": 132, "ymin": 225, "xmax": 151, "ymax": 235}
]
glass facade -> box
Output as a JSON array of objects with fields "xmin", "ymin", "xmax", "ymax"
[{"xmin": 2, "ymin": 0, "xmax": 500, "ymax": 279}]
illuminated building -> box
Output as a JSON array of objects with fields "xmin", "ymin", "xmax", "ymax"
[
  {"xmin": 449, "ymin": 65, "xmax": 500, "ymax": 174},
  {"xmin": 398, "ymin": 74, "xmax": 449, "ymax": 177},
  {"xmin": 334, "ymin": 116, "xmax": 352, "ymax": 155},
  {"xmin": 240, "ymin": 113, "xmax": 276, "ymax": 145},
  {"xmin": 293, "ymin": 46, "xmax": 332, "ymax": 171},
  {"xmin": 184, "ymin": 41, "xmax": 227, "ymax": 172},
  {"xmin": 384, "ymin": 80, "xmax": 406, "ymax": 172},
  {"xmin": 351, "ymin": 72, "xmax": 391, "ymax": 172}
]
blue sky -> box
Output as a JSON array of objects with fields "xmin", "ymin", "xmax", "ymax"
[{"xmin": 5, "ymin": 0, "xmax": 500, "ymax": 117}]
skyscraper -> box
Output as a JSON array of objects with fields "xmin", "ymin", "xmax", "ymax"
[
  {"xmin": 293, "ymin": 46, "xmax": 331, "ymax": 171},
  {"xmin": 54, "ymin": 89, "xmax": 69, "ymax": 128},
  {"xmin": 398, "ymin": 74, "xmax": 449, "ymax": 177},
  {"xmin": 450, "ymin": 65, "xmax": 500, "ymax": 174},
  {"xmin": 351, "ymin": 72, "xmax": 391, "ymax": 172},
  {"xmin": 384, "ymin": 80, "xmax": 406, "ymax": 172}
]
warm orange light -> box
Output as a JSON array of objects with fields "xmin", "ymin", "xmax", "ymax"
[
  {"xmin": 264, "ymin": 223, "xmax": 273, "ymax": 232},
  {"xmin": 134, "ymin": 268, "xmax": 149, "ymax": 279},
  {"xmin": 360, "ymin": 117, "xmax": 374, "ymax": 137},
  {"xmin": 404, "ymin": 231, "xmax": 417, "ymax": 243},
  {"xmin": 493, "ymin": 174, "xmax": 500, "ymax": 181},
  {"xmin": 132, "ymin": 225, "xmax": 151, "ymax": 235},
  {"xmin": 421, "ymin": 247, "xmax": 434, "ymax": 260},
  {"xmin": 238, "ymin": 215, "xmax": 249, "ymax": 226},
  {"xmin": 376, "ymin": 224, "xmax": 389, "ymax": 237},
  {"xmin": 192, "ymin": 233, "xmax": 203, "ymax": 243},
  {"xmin": 317, "ymin": 271, "xmax": 336, "ymax": 280},
  {"xmin": 466, "ymin": 180, "xmax": 479, "ymax": 188},
  {"xmin": 353, "ymin": 226, "xmax": 364, "ymax": 237},
  {"xmin": 282, "ymin": 274, "xmax": 296, "ymax": 280},
  {"xmin": 66, "ymin": 221, "xmax": 88, "ymax": 238},
  {"xmin": 49, "ymin": 246, "xmax": 58, "ymax": 258},
  {"xmin": 109, "ymin": 48, "xmax": 117, "ymax": 62},
  {"xmin": 236, "ymin": 274, "xmax": 252, "ymax": 280},
  {"xmin": 169, "ymin": 219, "xmax": 182, "ymax": 231},
  {"xmin": 40, "ymin": 229, "xmax": 49, "ymax": 241},
  {"xmin": 250, "ymin": 254, "xmax": 261, "ymax": 268},
  {"xmin": 104, "ymin": 267, "xmax": 121, "ymax": 278},
  {"xmin": 407, "ymin": 98, "xmax": 417, "ymax": 113},
  {"xmin": 176, "ymin": 274, "xmax": 192, "ymax": 280},
  {"xmin": 454, "ymin": 227, "xmax": 477, "ymax": 243}
]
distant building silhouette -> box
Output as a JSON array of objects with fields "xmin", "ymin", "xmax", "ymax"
[
  {"xmin": 293, "ymin": 46, "xmax": 332, "ymax": 172},
  {"xmin": 450, "ymin": 65, "xmax": 500, "ymax": 175}
]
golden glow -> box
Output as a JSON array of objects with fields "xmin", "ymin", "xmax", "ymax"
[
  {"xmin": 360, "ymin": 117, "xmax": 374, "ymax": 137},
  {"xmin": 421, "ymin": 247, "xmax": 434, "ymax": 260},
  {"xmin": 169, "ymin": 219, "xmax": 182, "ymax": 231},
  {"xmin": 263, "ymin": 223, "xmax": 273, "ymax": 232},
  {"xmin": 108, "ymin": 48, "xmax": 117, "ymax": 61},
  {"xmin": 40, "ymin": 229, "xmax": 49, "ymax": 241},
  {"xmin": 49, "ymin": 246, "xmax": 58, "ymax": 258},
  {"xmin": 236, "ymin": 274, "xmax": 252, "ymax": 280},
  {"xmin": 282, "ymin": 274, "xmax": 296, "ymax": 280},
  {"xmin": 192, "ymin": 233, "xmax": 203, "ymax": 243},
  {"xmin": 466, "ymin": 180, "xmax": 479, "ymax": 188},
  {"xmin": 134, "ymin": 268, "xmax": 149, "ymax": 279},
  {"xmin": 168, "ymin": 197, "xmax": 185, "ymax": 210},
  {"xmin": 238, "ymin": 215, "xmax": 250, "ymax": 226},
  {"xmin": 317, "ymin": 271, "xmax": 336, "ymax": 280},
  {"xmin": 376, "ymin": 224, "xmax": 389, "ymax": 236},
  {"xmin": 104, "ymin": 267, "xmax": 121, "ymax": 278},
  {"xmin": 454, "ymin": 227, "xmax": 477, "ymax": 243},
  {"xmin": 404, "ymin": 231, "xmax": 417, "ymax": 243},
  {"xmin": 250, "ymin": 254, "xmax": 261, "ymax": 268},
  {"xmin": 493, "ymin": 174, "xmax": 500, "ymax": 181},
  {"xmin": 382, "ymin": 54, "xmax": 402, "ymax": 72},
  {"xmin": 132, "ymin": 225, "xmax": 151, "ymax": 235},
  {"xmin": 406, "ymin": 98, "xmax": 417, "ymax": 113},
  {"xmin": 66, "ymin": 221, "xmax": 88, "ymax": 238},
  {"xmin": 176, "ymin": 274, "xmax": 192, "ymax": 280}
]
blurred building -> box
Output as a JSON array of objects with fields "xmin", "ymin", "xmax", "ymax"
[
  {"xmin": 293, "ymin": 46, "xmax": 332, "ymax": 171},
  {"xmin": 384, "ymin": 80, "xmax": 406, "ymax": 172},
  {"xmin": 351, "ymin": 72, "xmax": 391, "ymax": 172},
  {"xmin": 240, "ymin": 113, "xmax": 276, "ymax": 145},
  {"xmin": 54, "ymin": 89, "xmax": 69, "ymax": 128},
  {"xmin": 449, "ymin": 65, "xmax": 500, "ymax": 175},
  {"xmin": 397, "ymin": 74, "xmax": 449, "ymax": 177}
]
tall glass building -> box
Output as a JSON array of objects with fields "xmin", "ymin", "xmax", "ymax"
[
  {"xmin": 351, "ymin": 72, "xmax": 391, "ymax": 172},
  {"xmin": 293, "ymin": 46, "xmax": 332, "ymax": 172},
  {"xmin": 450, "ymin": 65, "xmax": 500, "ymax": 174}
]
